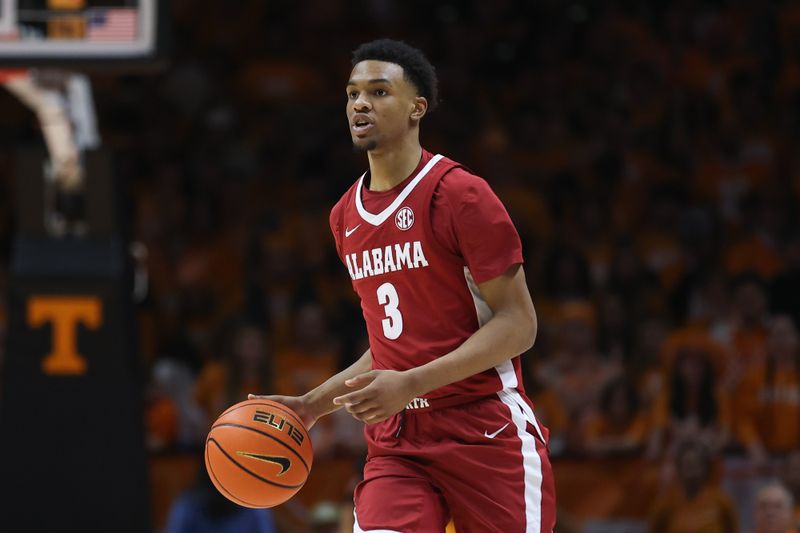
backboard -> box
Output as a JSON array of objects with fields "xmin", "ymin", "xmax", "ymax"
[{"xmin": 0, "ymin": 0, "xmax": 166, "ymax": 67}]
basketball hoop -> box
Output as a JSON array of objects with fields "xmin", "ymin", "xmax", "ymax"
[
  {"xmin": 0, "ymin": 0, "xmax": 163, "ymax": 237},
  {"xmin": 2, "ymin": 67, "xmax": 100, "ymax": 236}
]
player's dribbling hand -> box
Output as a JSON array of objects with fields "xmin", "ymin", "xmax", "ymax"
[
  {"xmin": 332, "ymin": 369, "xmax": 418, "ymax": 424},
  {"xmin": 247, "ymin": 393, "xmax": 320, "ymax": 429}
]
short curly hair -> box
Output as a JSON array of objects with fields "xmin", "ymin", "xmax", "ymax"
[{"xmin": 352, "ymin": 39, "xmax": 439, "ymax": 112}]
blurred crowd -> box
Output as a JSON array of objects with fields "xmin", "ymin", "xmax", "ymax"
[{"xmin": 2, "ymin": 0, "xmax": 800, "ymax": 531}]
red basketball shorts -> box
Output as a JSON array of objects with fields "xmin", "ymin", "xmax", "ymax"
[{"xmin": 353, "ymin": 389, "xmax": 556, "ymax": 533}]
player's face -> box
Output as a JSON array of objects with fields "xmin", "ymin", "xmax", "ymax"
[{"xmin": 346, "ymin": 60, "xmax": 424, "ymax": 151}]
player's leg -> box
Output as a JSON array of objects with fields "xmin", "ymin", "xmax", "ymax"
[
  {"xmin": 429, "ymin": 392, "xmax": 556, "ymax": 533},
  {"xmin": 354, "ymin": 454, "xmax": 450, "ymax": 533}
]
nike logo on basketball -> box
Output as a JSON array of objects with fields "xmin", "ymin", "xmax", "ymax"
[
  {"xmin": 345, "ymin": 224, "xmax": 361, "ymax": 237},
  {"xmin": 484, "ymin": 423, "xmax": 509, "ymax": 439},
  {"xmin": 236, "ymin": 451, "xmax": 291, "ymax": 475}
]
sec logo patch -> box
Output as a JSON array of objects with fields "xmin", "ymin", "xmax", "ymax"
[{"xmin": 395, "ymin": 207, "xmax": 414, "ymax": 230}]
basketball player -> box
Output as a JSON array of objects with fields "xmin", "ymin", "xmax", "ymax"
[{"xmin": 251, "ymin": 39, "xmax": 556, "ymax": 533}]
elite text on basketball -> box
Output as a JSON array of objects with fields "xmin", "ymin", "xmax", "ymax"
[{"xmin": 253, "ymin": 409, "xmax": 306, "ymax": 446}]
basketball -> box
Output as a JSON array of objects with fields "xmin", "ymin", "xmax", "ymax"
[{"xmin": 205, "ymin": 399, "xmax": 313, "ymax": 508}]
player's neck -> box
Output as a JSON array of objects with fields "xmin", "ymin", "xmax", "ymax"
[{"xmin": 366, "ymin": 139, "xmax": 422, "ymax": 192}]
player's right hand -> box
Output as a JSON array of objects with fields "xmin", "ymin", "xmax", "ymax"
[{"xmin": 247, "ymin": 394, "xmax": 319, "ymax": 430}]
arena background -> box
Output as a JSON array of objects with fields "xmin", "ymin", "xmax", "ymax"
[{"xmin": 1, "ymin": 0, "xmax": 800, "ymax": 532}]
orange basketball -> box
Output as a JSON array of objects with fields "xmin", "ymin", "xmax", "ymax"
[{"xmin": 205, "ymin": 399, "xmax": 313, "ymax": 508}]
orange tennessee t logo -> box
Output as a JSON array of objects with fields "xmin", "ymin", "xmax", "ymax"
[{"xmin": 26, "ymin": 296, "xmax": 103, "ymax": 375}]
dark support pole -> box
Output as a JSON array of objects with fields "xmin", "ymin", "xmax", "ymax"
[{"xmin": 0, "ymin": 150, "xmax": 150, "ymax": 532}]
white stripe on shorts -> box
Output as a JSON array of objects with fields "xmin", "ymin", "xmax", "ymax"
[
  {"xmin": 353, "ymin": 509, "xmax": 402, "ymax": 533},
  {"xmin": 498, "ymin": 388, "xmax": 544, "ymax": 533},
  {"xmin": 508, "ymin": 388, "xmax": 546, "ymax": 444}
]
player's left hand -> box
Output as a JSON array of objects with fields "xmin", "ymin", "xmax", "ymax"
[{"xmin": 332, "ymin": 369, "xmax": 419, "ymax": 424}]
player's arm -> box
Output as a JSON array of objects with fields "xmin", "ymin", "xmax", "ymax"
[
  {"xmin": 334, "ymin": 264, "xmax": 536, "ymax": 423},
  {"xmin": 406, "ymin": 264, "xmax": 535, "ymax": 393},
  {"xmin": 249, "ymin": 349, "xmax": 372, "ymax": 429}
]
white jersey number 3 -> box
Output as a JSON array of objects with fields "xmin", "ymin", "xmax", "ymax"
[{"xmin": 377, "ymin": 282, "xmax": 403, "ymax": 340}]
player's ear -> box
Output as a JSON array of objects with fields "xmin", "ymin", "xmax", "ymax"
[{"xmin": 410, "ymin": 97, "xmax": 427, "ymax": 122}]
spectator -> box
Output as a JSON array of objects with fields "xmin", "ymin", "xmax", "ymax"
[
  {"xmin": 537, "ymin": 306, "xmax": 621, "ymax": 435},
  {"xmin": 606, "ymin": 240, "xmax": 662, "ymax": 316},
  {"xmin": 541, "ymin": 245, "xmax": 593, "ymax": 305},
  {"xmin": 146, "ymin": 358, "xmax": 207, "ymax": 450},
  {"xmin": 723, "ymin": 198, "xmax": 784, "ymax": 281},
  {"xmin": 752, "ymin": 482, "xmax": 797, "ymax": 533},
  {"xmin": 145, "ymin": 373, "xmax": 178, "ymax": 451},
  {"xmin": 649, "ymin": 345, "xmax": 731, "ymax": 458},
  {"xmin": 636, "ymin": 185, "xmax": 688, "ymax": 291},
  {"xmin": 632, "ymin": 317, "xmax": 670, "ymax": 412},
  {"xmin": 771, "ymin": 234, "xmax": 800, "ymax": 327},
  {"xmin": 165, "ymin": 467, "xmax": 277, "ymax": 533},
  {"xmin": 309, "ymin": 501, "xmax": 339, "ymax": 533},
  {"xmin": 194, "ymin": 319, "xmax": 271, "ymax": 423},
  {"xmin": 782, "ymin": 451, "xmax": 800, "ymax": 529},
  {"xmin": 596, "ymin": 291, "xmax": 635, "ymax": 364},
  {"xmin": 273, "ymin": 301, "xmax": 339, "ymax": 398},
  {"xmin": 650, "ymin": 441, "xmax": 737, "ymax": 533},
  {"xmin": 582, "ymin": 376, "xmax": 649, "ymax": 457},
  {"xmin": 735, "ymin": 315, "xmax": 800, "ymax": 463},
  {"xmin": 712, "ymin": 274, "xmax": 771, "ymax": 368}
]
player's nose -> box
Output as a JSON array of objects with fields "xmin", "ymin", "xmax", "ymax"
[{"xmin": 352, "ymin": 93, "xmax": 372, "ymax": 112}]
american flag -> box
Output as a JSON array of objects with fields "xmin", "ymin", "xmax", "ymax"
[{"xmin": 86, "ymin": 8, "xmax": 137, "ymax": 42}]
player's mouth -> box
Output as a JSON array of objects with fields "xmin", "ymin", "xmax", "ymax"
[{"xmin": 351, "ymin": 114, "xmax": 374, "ymax": 135}]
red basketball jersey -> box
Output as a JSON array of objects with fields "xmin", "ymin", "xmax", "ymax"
[{"xmin": 330, "ymin": 151, "xmax": 527, "ymax": 403}]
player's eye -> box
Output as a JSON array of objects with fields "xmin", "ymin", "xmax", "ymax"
[
  {"xmin": 374, "ymin": 89, "xmax": 387, "ymax": 96},
  {"xmin": 348, "ymin": 90, "xmax": 359, "ymax": 99}
]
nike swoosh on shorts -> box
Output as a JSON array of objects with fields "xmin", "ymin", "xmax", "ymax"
[{"xmin": 484, "ymin": 423, "xmax": 509, "ymax": 439}]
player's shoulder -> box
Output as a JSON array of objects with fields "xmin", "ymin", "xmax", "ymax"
[{"xmin": 435, "ymin": 156, "xmax": 494, "ymax": 200}]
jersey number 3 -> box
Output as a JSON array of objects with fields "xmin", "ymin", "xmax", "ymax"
[{"xmin": 377, "ymin": 282, "xmax": 403, "ymax": 340}]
